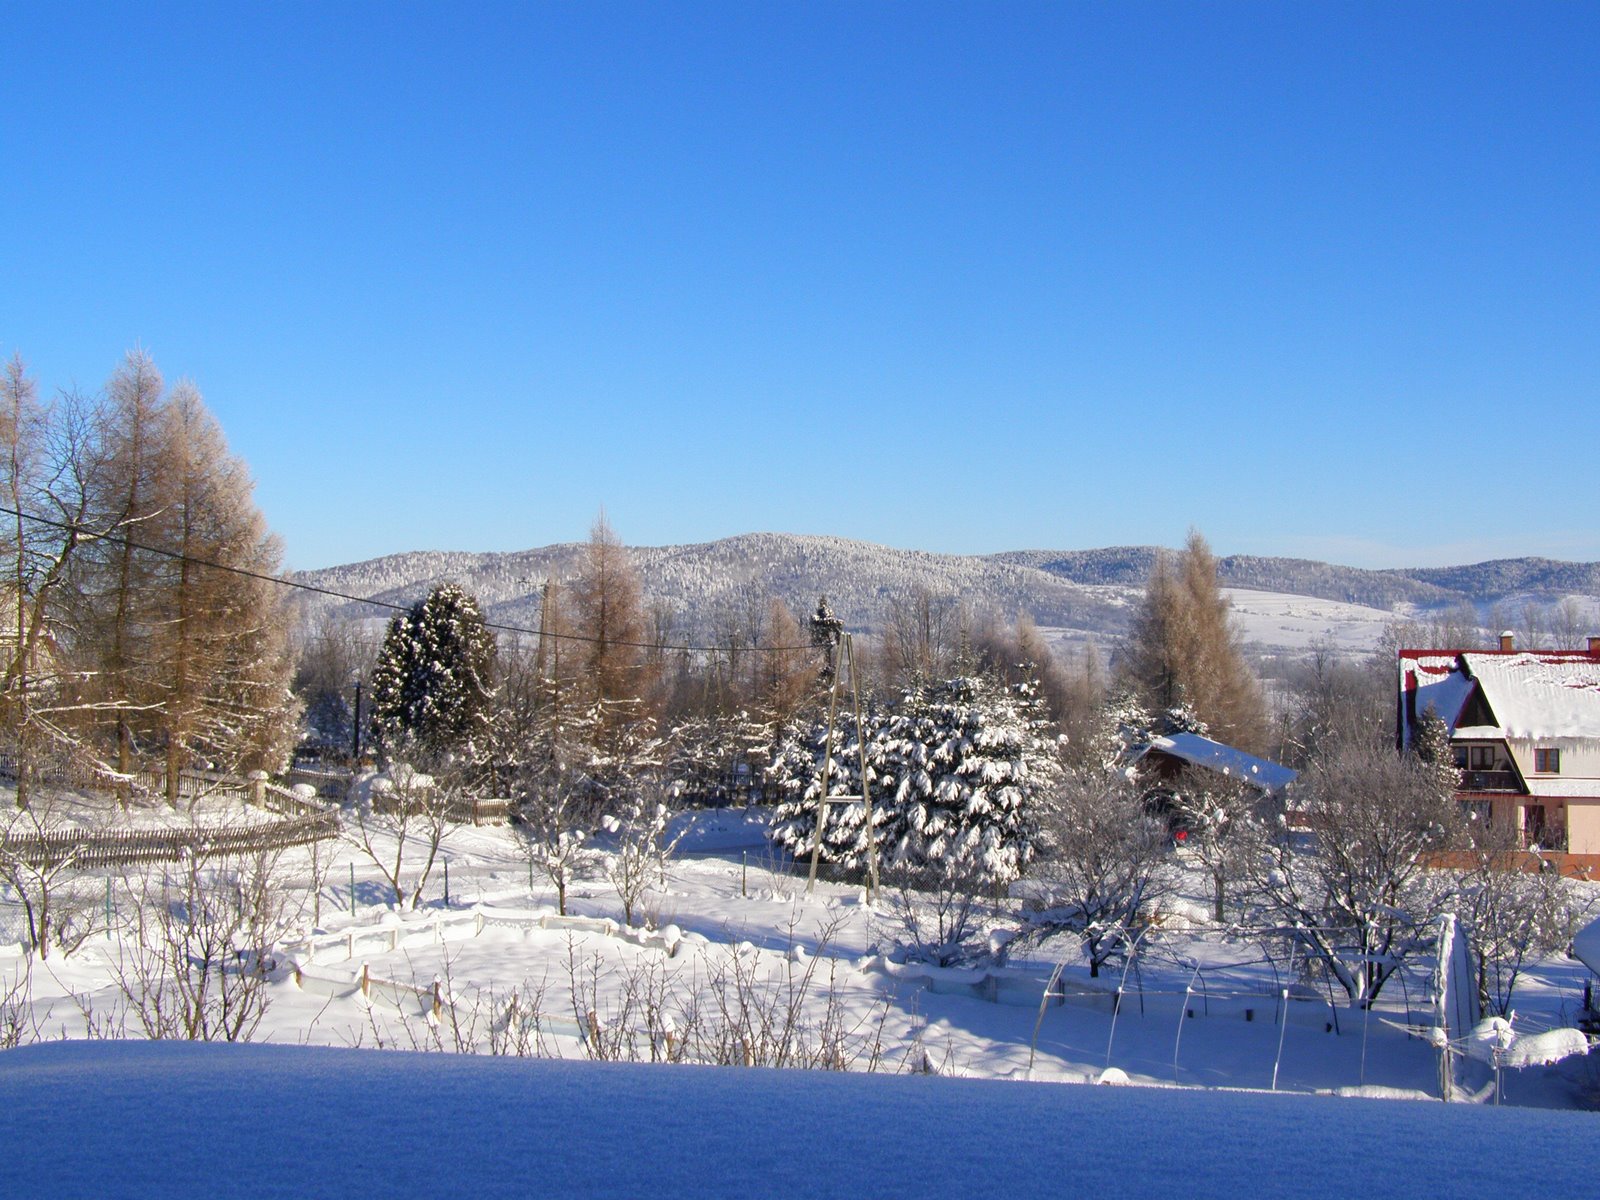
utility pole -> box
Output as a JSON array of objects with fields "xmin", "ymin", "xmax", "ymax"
[{"xmin": 806, "ymin": 631, "xmax": 879, "ymax": 900}]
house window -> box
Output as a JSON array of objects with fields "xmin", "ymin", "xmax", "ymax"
[
  {"xmin": 1452, "ymin": 746, "xmax": 1468, "ymax": 769},
  {"xmin": 1469, "ymin": 746, "xmax": 1494, "ymax": 770},
  {"xmin": 1534, "ymin": 748, "xmax": 1561, "ymax": 774}
]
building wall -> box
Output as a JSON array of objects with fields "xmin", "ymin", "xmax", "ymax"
[
  {"xmin": 1504, "ymin": 737, "xmax": 1600, "ymax": 782},
  {"xmin": 1565, "ymin": 801, "xmax": 1600, "ymax": 856}
]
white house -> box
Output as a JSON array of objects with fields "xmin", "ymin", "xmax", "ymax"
[{"xmin": 1398, "ymin": 634, "xmax": 1600, "ymax": 854}]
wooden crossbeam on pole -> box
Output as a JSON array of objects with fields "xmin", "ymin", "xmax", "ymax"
[{"xmin": 806, "ymin": 632, "xmax": 878, "ymax": 899}]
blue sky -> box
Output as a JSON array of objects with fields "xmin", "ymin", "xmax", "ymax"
[{"xmin": 3, "ymin": 3, "xmax": 1595, "ymax": 572}]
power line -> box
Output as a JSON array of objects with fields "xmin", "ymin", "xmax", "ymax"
[{"xmin": 1, "ymin": 504, "xmax": 823, "ymax": 654}]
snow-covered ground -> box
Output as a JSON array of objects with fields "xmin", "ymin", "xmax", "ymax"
[
  {"xmin": 1038, "ymin": 587, "xmax": 1401, "ymax": 659},
  {"xmin": 5, "ymin": 798, "xmax": 1596, "ymax": 1113},
  {"xmin": 6, "ymin": 1039, "xmax": 1600, "ymax": 1200},
  {"xmin": 1221, "ymin": 588, "xmax": 1401, "ymax": 656}
]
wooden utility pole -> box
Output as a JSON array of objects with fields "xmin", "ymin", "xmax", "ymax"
[{"xmin": 806, "ymin": 632, "xmax": 879, "ymax": 899}]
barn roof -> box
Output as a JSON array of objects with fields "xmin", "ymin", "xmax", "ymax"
[{"xmin": 1141, "ymin": 732, "xmax": 1298, "ymax": 794}]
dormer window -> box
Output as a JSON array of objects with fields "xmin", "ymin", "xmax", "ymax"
[
  {"xmin": 1469, "ymin": 746, "xmax": 1494, "ymax": 770},
  {"xmin": 1534, "ymin": 748, "xmax": 1561, "ymax": 774}
]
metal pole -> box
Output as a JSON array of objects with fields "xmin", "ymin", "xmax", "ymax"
[
  {"xmin": 351, "ymin": 680, "xmax": 362, "ymax": 764},
  {"xmin": 444, "ymin": 859, "xmax": 450, "ymax": 906},
  {"xmin": 1272, "ymin": 988, "xmax": 1290, "ymax": 1090},
  {"xmin": 742, "ymin": 851, "xmax": 748, "ymax": 898}
]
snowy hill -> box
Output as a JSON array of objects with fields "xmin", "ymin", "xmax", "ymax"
[
  {"xmin": 6, "ymin": 1040, "xmax": 1599, "ymax": 1200},
  {"xmin": 289, "ymin": 533, "xmax": 1600, "ymax": 654}
]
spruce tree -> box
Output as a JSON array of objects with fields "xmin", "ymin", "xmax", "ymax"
[
  {"xmin": 1410, "ymin": 704, "xmax": 1461, "ymax": 797},
  {"xmin": 767, "ymin": 706, "xmax": 888, "ymax": 873},
  {"xmin": 769, "ymin": 671, "xmax": 1060, "ymax": 887},
  {"xmin": 877, "ymin": 671, "xmax": 1058, "ymax": 886},
  {"xmin": 370, "ymin": 583, "xmax": 495, "ymax": 769}
]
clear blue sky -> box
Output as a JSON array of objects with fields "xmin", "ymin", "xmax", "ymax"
[{"xmin": 4, "ymin": 3, "xmax": 1595, "ymax": 572}]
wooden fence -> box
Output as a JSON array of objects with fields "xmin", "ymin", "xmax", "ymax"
[{"xmin": 0, "ymin": 810, "xmax": 339, "ymax": 869}]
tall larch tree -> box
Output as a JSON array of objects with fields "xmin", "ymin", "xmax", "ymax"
[
  {"xmin": 152, "ymin": 381, "xmax": 297, "ymax": 798},
  {"xmin": 1120, "ymin": 529, "xmax": 1267, "ymax": 752},
  {"xmin": 85, "ymin": 349, "xmax": 173, "ymax": 781},
  {"xmin": 566, "ymin": 513, "xmax": 658, "ymax": 718}
]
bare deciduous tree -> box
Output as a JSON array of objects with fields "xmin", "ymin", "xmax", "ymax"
[
  {"xmin": 1454, "ymin": 825, "xmax": 1592, "ymax": 1016},
  {"xmin": 1024, "ymin": 766, "xmax": 1175, "ymax": 977},
  {"xmin": 602, "ymin": 782, "xmax": 681, "ymax": 927},
  {"xmin": 0, "ymin": 798, "xmax": 102, "ymax": 958},
  {"xmin": 1246, "ymin": 741, "xmax": 1464, "ymax": 1007},
  {"xmin": 1166, "ymin": 766, "xmax": 1264, "ymax": 923},
  {"xmin": 113, "ymin": 847, "xmax": 299, "ymax": 1041},
  {"xmin": 347, "ymin": 765, "xmax": 455, "ymax": 911}
]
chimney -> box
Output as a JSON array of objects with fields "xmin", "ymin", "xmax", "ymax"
[
  {"xmin": 1499, "ymin": 631, "xmax": 1514, "ymax": 652},
  {"xmin": 1589, "ymin": 635, "xmax": 1600, "ymax": 655}
]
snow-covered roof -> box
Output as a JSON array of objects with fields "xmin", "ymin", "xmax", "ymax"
[
  {"xmin": 1526, "ymin": 778, "xmax": 1600, "ymax": 800},
  {"xmin": 1397, "ymin": 652, "xmax": 1476, "ymax": 737},
  {"xmin": 1459, "ymin": 653, "xmax": 1600, "ymax": 740},
  {"xmin": 1142, "ymin": 732, "xmax": 1298, "ymax": 794},
  {"xmin": 1399, "ymin": 648, "xmax": 1600, "ymax": 742}
]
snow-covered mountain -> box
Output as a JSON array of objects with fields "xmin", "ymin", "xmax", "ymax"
[{"xmin": 288, "ymin": 533, "xmax": 1600, "ymax": 656}]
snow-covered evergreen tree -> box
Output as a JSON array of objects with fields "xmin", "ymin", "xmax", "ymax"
[
  {"xmin": 876, "ymin": 672, "xmax": 1059, "ymax": 886},
  {"xmin": 369, "ymin": 583, "xmax": 496, "ymax": 769},
  {"xmin": 766, "ymin": 707, "xmax": 889, "ymax": 873},
  {"xmin": 1156, "ymin": 700, "xmax": 1208, "ymax": 739},
  {"xmin": 769, "ymin": 671, "xmax": 1060, "ymax": 887},
  {"xmin": 1409, "ymin": 704, "xmax": 1461, "ymax": 797},
  {"xmin": 1085, "ymin": 689, "xmax": 1155, "ymax": 770}
]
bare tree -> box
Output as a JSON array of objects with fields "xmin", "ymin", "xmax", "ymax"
[
  {"xmin": 0, "ymin": 798, "xmax": 102, "ymax": 958},
  {"xmin": 514, "ymin": 756, "xmax": 593, "ymax": 916},
  {"xmin": 601, "ymin": 781, "xmax": 681, "ymax": 927},
  {"xmin": 113, "ymin": 847, "xmax": 298, "ymax": 1041},
  {"xmin": 1454, "ymin": 826, "xmax": 1592, "ymax": 1016},
  {"xmin": 884, "ymin": 861, "xmax": 986, "ymax": 967},
  {"xmin": 1245, "ymin": 741, "xmax": 1463, "ymax": 1007},
  {"xmin": 2, "ymin": 359, "xmax": 137, "ymax": 803},
  {"xmin": 884, "ymin": 586, "xmax": 963, "ymax": 687},
  {"xmin": 1024, "ymin": 766, "xmax": 1175, "ymax": 977},
  {"xmin": 1275, "ymin": 637, "xmax": 1391, "ymax": 766},
  {"xmin": 347, "ymin": 765, "xmax": 455, "ymax": 910},
  {"xmin": 1166, "ymin": 766, "xmax": 1263, "ymax": 922}
]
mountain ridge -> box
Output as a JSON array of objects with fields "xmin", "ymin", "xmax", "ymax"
[{"xmin": 289, "ymin": 533, "xmax": 1600, "ymax": 650}]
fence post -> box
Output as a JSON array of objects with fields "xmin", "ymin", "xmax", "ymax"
[
  {"xmin": 247, "ymin": 770, "xmax": 268, "ymax": 809},
  {"xmin": 360, "ymin": 962, "xmax": 370, "ymax": 997}
]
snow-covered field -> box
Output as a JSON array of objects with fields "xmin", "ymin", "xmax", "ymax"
[
  {"xmin": 1221, "ymin": 588, "xmax": 1401, "ymax": 655},
  {"xmin": 6, "ymin": 792, "xmax": 1600, "ymax": 1194},
  {"xmin": 7, "ymin": 1038, "xmax": 1600, "ymax": 1200},
  {"xmin": 1038, "ymin": 587, "xmax": 1401, "ymax": 659},
  {"xmin": 5, "ymin": 800, "xmax": 1596, "ymax": 1112}
]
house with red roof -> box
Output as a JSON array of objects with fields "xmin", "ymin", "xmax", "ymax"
[{"xmin": 1398, "ymin": 634, "xmax": 1600, "ymax": 856}]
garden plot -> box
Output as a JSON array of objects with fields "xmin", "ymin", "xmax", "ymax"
[{"xmin": 3, "ymin": 802, "xmax": 1598, "ymax": 1109}]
